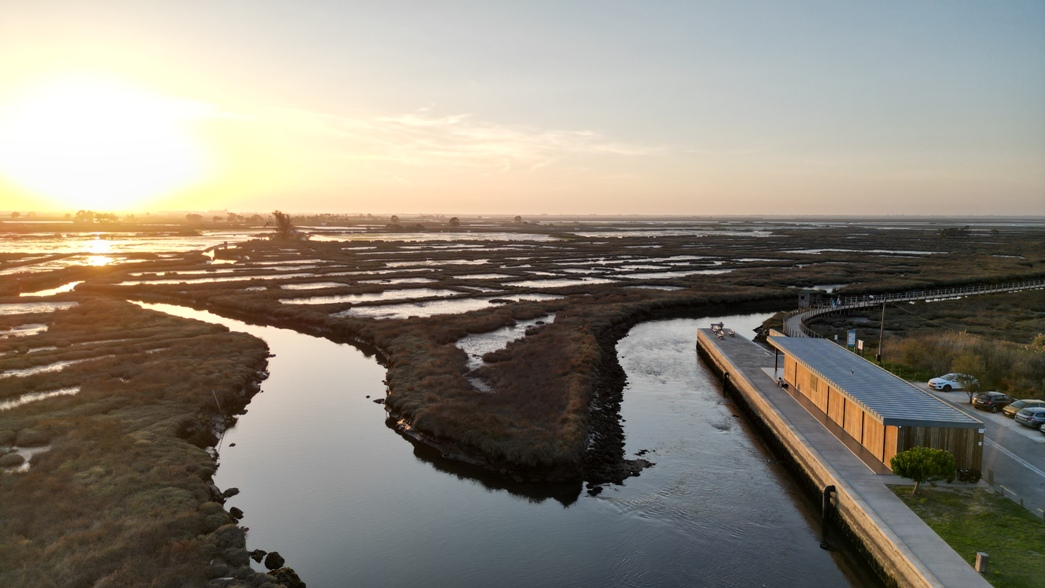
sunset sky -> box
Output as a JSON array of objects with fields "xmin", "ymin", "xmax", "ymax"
[{"xmin": 1, "ymin": 2, "xmax": 1043, "ymax": 216}]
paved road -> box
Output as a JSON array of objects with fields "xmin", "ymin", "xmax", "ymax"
[{"xmin": 923, "ymin": 386, "xmax": 1045, "ymax": 515}]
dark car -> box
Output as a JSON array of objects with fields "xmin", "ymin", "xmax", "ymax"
[
  {"xmin": 1015, "ymin": 407, "xmax": 1045, "ymax": 428},
  {"xmin": 1002, "ymin": 399, "xmax": 1045, "ymax": 419},
  {"xmin": 972, "ymin": 391, "xmax": 1014, "ymax": 413}
]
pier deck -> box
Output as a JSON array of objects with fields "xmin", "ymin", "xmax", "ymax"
[{"xmin": 697, "ymin": 328, "xmax": 989, "ymax": 588}]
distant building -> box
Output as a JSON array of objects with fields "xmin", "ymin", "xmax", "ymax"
[
  {"xmin": 768, "ymin": 334, "xmax": 984, "ymax": 472},
  {"xmin": 797, "ymin": 289, "xmax": 826, "ymax": 308}
]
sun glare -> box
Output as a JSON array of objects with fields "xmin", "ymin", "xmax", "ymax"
[{"xmin": 0, "ymin": 75, "xmax": 209, "ymax": 211}]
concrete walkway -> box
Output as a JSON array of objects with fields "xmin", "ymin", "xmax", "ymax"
[{"xmin": 699, "ymin": 328, "xmax": 990, "ymax": 588}]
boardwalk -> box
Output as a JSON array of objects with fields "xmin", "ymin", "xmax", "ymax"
[{"xmin": 783, "ymin": 278, "xmax": 1045, "ymax": 338}]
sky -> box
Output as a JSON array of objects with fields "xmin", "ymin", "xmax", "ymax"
[{"xmin": 0, "ymin": 1, "xmax": 1043, "ymax": 216}]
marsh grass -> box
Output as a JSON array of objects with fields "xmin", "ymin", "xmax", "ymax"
[
  {"xmin": 0, "ymin": 222, "xmax": 1042, "ymax": 579},
  {"xmin": 890, "ymin": 486, "xmax": 1045, "ymax": 588},
  {"xmin": 0, "ymin": 297, "xmax": 277, "ymax": 587},
  {"xmin": 70, "ymin": 225, "xmax": 1042, "ymax": 475}
]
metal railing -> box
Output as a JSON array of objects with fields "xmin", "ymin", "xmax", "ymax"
[{"xmin": 783, "ymin": 278, "xmax": 1045, "ymax": 338}]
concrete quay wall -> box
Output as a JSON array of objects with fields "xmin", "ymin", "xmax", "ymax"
[{"xmin": 697, "ymin": 329, "xmax": 989, "ymax": 588}]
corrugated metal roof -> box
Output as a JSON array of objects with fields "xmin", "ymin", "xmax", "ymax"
[{"xmin": 768, "ymin": 336, "xmax": 982, "ymax": 429}]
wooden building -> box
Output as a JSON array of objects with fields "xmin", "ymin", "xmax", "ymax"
[{"xmin": 768, "ymin": 335, "xmax": 984, "ymax": 471}]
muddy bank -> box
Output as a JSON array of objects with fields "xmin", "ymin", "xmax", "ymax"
[{"xmin": 582, "ymin": 297, "xmax": 790, "ymax": 484}]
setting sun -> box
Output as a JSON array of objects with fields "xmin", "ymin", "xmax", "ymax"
[{"xmin": 0, "ymin": 75, "xmax": 208, "ymax": 211}]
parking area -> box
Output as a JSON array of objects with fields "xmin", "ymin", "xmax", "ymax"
[{"xmin": 919, "ymin": 385, "xmax": 1045, "ymax": 443}]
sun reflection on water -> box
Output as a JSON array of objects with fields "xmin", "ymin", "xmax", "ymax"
[{"xmin": 86, "ymin": 238, "xmax": 114, "ymax": 266}]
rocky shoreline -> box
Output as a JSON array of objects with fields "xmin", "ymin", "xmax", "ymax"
[{"xmin": 192, "ymin": 357, "xmax": 308, "ymax": 588}]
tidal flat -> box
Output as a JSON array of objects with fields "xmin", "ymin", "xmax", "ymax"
[{"xmin": 1, "ymin": 216, "xmax": 1043, "ymax": 586}]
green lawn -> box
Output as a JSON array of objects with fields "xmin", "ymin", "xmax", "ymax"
[{"xmin": 889, "ymin": 486, "xmax": 1045, "ymax": 588}]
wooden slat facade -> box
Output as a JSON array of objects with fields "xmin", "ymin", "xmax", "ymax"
[
  {"xmin": 897, "ymin": 425, "xmax": 983, "ymax": 471},
  {"xmin": 863, "ymin": 419, "xmax": 886, "ymax": 461},
  {"xmin": 785, "ymin": 359, "xmax": 983, "ymax": 471},
  {"xmin": 828, "ymin": 388, "xmax": 846, "ymax": 427},
  {"xmin": 810, "ymin": 381, "xmax": 829, "ymax": 413},
  {"xmin": 843, "ymin": 400, "xmax": 864, "ymax": 441},
  {"xmin": 884, "ymin": 426, "xmax": 900, "ymax": 465}
]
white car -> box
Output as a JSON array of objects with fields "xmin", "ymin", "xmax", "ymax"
[{"xmin": 928, "ymin": 373, "xmax": 978, "ymax": 391}]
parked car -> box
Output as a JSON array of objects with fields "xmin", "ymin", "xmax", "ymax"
[
  {"xmin": 1002, "ymin": 399, "xmax": 1045, "ymax": 419},
  {"xmin": 1015, "ymin": 407, "xmax": 1045, "ymax": 428},
  {"xmin": 928, "ymin": 373, "xmax": 978, "ymax": 391},
  {"xmin": 972, "ymin": 391, "xmax": 1014, "ymax": 413}
]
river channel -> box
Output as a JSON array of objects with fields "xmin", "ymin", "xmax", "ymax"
[{"xmin": 139, "ymin": 303, "xmax": 877, "ymax": 587}]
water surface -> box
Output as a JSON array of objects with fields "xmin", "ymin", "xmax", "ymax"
[{"xmin": 136, "ymin": 304, "xmax": 873, "ymax": 587}]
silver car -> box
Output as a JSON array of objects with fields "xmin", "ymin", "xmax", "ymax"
[{"xmin": 1015, "ymin": 407, "xmax": 1045, "ymax": 428}]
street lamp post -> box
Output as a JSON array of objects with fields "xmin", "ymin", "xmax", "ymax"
[{"xmin": 876, "ymin": 299, "xmax": 886, "ymax": 363}]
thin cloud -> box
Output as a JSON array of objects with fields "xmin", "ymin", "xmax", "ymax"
[{"xmin": 250, "ymin": 106, "xmax": 662, "ymax": 171}]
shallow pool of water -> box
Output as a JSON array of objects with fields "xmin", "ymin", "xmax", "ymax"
[
  {"xmin": 0, "ymin": 359, "xmax": 90, "ymax": 379},
  {"xmin": 453, "ymin": 274, "xmax": 514, "ymax": 280},
  {"xmin": 618, "ymin": 269, "xmax": 733, "ymax": 279},
  {"xmin": 0, "ymin": 302, "xmax": 78, "ymax": 315},
  {"xmin": 510, "ymin": 277, "xmax": 617, "ymax": 288},
  {"xmin": 0, "ymin": 324, "xmax": 49, "ymax": 338},
  {"xmin": 116, "ymin": 272, "xmax": 318, "ymax": 286},
  {"xmin": 357, "ymin": 277, "xmax": 437, "ymax": 285},
  {"xmin": 457, "ymin": 314, "xmax": 555, "ymax": 373},
  {"xmin": 0, "ymin": 386, "xmax": 80, "ymax": 411},
  {"xmin": 385, "ymin": 259, "xmax": 489, "ymax": 268},
  {"xmin": 280, "ymin": 288, "xmax": 459, "ymax": 305},
  {"xmin": 18, "ymin": 282, "xmax": 83, "ymax": 297},
  {"xmin": 280, "ymin": 282, "xmax": 349, "ymax": 291},
  {"xmin": 332, "ymin": 294, "xmax": 562, "ymax": 320}
]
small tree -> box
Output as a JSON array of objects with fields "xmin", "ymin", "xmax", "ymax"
[
  {"xmin": 448, "ymin": 216, "xmax": 460, "ymax": 227},
  {"xmin": 390, "ymin": 214, "xmax": 400, "ymax": 226},
  {"xmin": 890, "ymin": 446, "xmax": 956, "ymax": 495},
  {"xmin": 951, "ymin": 352, "xmax": 983, "ymax": 404},
  {"xmin": 272, "ymin": 210, "xmax": 294, "ymax": 239}
]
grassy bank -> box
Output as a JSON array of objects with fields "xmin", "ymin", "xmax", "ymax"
[
  {"xmin": 889, "ymin": 486, "xmax": 1045, "ymax": 588},
  {"xmin": 0, "ymin": 297, "xmax": 299, "ymax": 587}
]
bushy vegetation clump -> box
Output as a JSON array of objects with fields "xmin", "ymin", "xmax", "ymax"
[
  {"xmin": 884, "ymin": 331, "xmax": 1045, "ymax": 396},
  {"xmin": 802, "ymin": 289, "xmax": 1045, "ymax": 396},
  {"xmin": 890, "ymin": 446, "xmax": 957, "ymax": 495}
]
